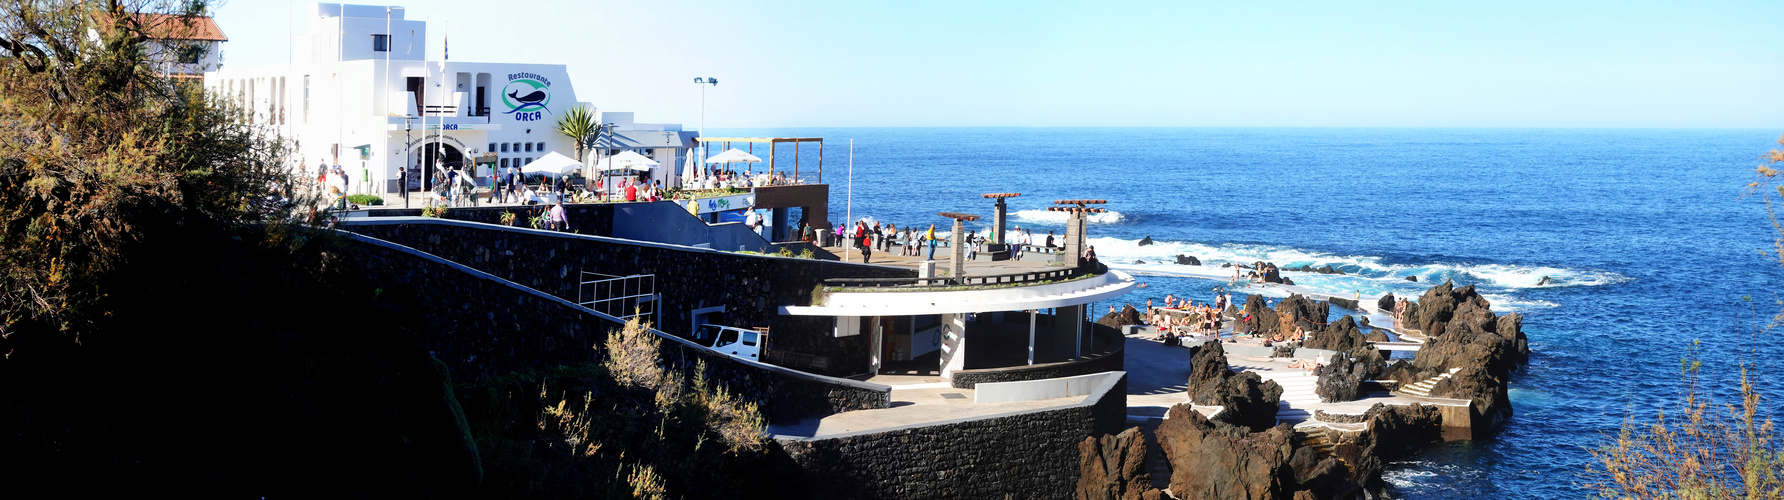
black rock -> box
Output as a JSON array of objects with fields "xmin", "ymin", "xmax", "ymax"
[
  {"xmin": 1138, "ymin": 236, "xmax": 1154, "ymax": 246},
  {"xmin": 1134, "ymin": 260, "xmax": 1146, "ymax": 264},
  {"xmin": 1536, "ymin": 275, "xmax": 1551, "ymax": 286},
  {"xmin": 1404, "ymin": 275, "xmax": 1419, "ymax": 282},
  {"xmin": 1176, "ymin": 254, "xmax": 1202, "ymax": 266},
  {"xmin": 1376, "ymin": 293, "xmax": 1396, "ymax": 311},
  {"xmin": 1316, "ymin": 352, "xmax": 1368, "ymax": 403},
  {"xmin": 1281, "ymin": 277, "xmax": 1295, "ymax": 286}
]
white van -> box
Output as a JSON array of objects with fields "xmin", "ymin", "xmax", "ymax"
[{"xmin": 692, "ymin": 324, "xmax": 763, "ymax": 362}]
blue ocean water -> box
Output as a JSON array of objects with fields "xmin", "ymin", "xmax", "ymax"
[{"xmin": 715, "ymin": 127, "xmax": 1784, "ymax": 498}]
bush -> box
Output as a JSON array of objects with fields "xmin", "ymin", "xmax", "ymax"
[{"xmin": 346, "ymin": 194, "xmax": 384, "ymax": 206}]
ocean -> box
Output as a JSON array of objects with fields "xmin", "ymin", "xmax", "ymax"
[{"xmin": 712, "ymin": 126, "xmax": 1784, "ymax": 498}]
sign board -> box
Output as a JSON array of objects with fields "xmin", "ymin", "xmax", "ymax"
[{"xmin": 695, "ymin": 193, "xmax": 755, "ymax": 215}]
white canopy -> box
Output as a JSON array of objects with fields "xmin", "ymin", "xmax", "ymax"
[
  {"xmin": 704, "ymin": 148, "xmax": 762, "ymax": 164},
  {"xmin": 521, "ymin": 151, "xmax": 582, "ymax": 176},
  {"xmin": 598, "ymin": 150, "xmax": 659, "ymax": 171}
]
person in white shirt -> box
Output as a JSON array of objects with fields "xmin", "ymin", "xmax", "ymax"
[{"xmin": 522, "ymin": 184, "xmax": 543, "ymax": 205}]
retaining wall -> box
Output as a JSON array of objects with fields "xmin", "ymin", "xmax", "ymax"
[
  {"xmin": 773, "ymin": 372, "xmax": 1128, "ymax": 500},
  {"xmin": 948, "ymin": 324, "xmax": 1126, "ymax": 389},
  {"xmin": 340, "ymin": 217, "xmax": 912, "ymax": 377},
  {"xmin": 335, "ymin": 230, "xmax": 888, "ymax": 422}
]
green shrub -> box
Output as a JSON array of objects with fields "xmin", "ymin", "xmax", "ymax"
[{"xmin": 345, "ymin": 194, "xmax": 384, "ymax": 206}]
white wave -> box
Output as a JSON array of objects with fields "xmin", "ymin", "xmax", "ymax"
[{"xmin": 1012, "ymin": 209, "xmax": 1125, "ymax": 225}]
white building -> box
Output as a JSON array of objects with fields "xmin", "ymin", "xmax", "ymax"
[
  {"xmin": 205, "ymin": 3, "xmax": 633, "ymax": 195},
  {"xmin": 89, "ymin": 12, "xmax": 228, "ymax": 80},
  {"xmin": 588, "ymin": 112, "xmax": 699, "ymax": 189}
]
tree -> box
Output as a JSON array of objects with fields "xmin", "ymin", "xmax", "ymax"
[
  {"xmin": 1586, "ymin": 136, "xmax": 1784, "ymax": 499},
  {"xmin": 556, "ymin": 104, "xmax": 598, "ymax": 162},
  {"xmin": 0, "ymin": 0, "xmax": 303, "ymax": 337}
]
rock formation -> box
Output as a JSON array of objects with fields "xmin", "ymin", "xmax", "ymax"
[
  {"xmin": 1287, "ymin": 264, "xmax": 1345, "ymax": 275},
  {"xmin": 1302, "ymin": 315, "xmax": 1365, "ymax": 352},
  {"xmin": 1186, "ymin": 341, "xmax": 1283, "ymax": 432},
  {"xmin": 1315, "ymin": 351, "xmax": 1370, "ymax": 403},
  {"xmin": 1097, "ymin": 305, "xmax": 1144, "ymax": 329},
  {"xmin": 1138, "ymin": 236, "xmax": 1154, "ymax": 246},
  {"xmin": 1154, "ymin": 405, "xmax": 1381, "ymax": 500},
  {"xmin": 1076, "ymin": 427, "xmax": 1165, "ymax": 500},
  {"xmin": 1175, "ymin": 255, "xmax": 1202, "ymax": 266},
  {"xmin": 1376, "ymin": 293, "xmax": 1395, "ymax": 312},
  {"xmin": 1326, "ymin": 297, "xmax": 1360, "ymax": 310},
  {"xmin": 1384, "ymin": 281, "xmax": 1530, "ymax": 434},
  {"xmin": 1239, "ymin": 294, "xmax": 1330, "ymax": 339},
  {"xmin": 1404, "ymin": 275, "xmax": 1418, "ymax": 282}
]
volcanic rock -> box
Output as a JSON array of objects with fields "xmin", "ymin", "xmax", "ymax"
[
  {"xmin": 1382, "ymin": 281, "xmax": 1530, "ymax": 435},
  {"xmin": 1133, "ymin": 260, "xmax": 1146, "ymax": 264},
  {"xmin": 1138, "ymin": 236, "xmax": 1154, "ymax": 246},
  {"xmin": 1175, "ymin": 255, "xmax": 1202, "ymax": 266},
  {"xmin": 1302, "ymin": 316, "xmax": 1365, "ymax": 352},
  {"xmin": 1363, "ymin": 329, "xmax": 1389, "ymax": 343},
  {"xmin": 1276, "ymin": 294, "xmax": 1330, "ymax": 335},
  {"xmin": 1097, "ymin": 305, "xmax": 1145, "ymax": 329},
  {"xmin": 1154, "ymin": 405, "xmax": 1379, "ymax": 500},
  {"xmin": 1404, "ymin": 275, "xmax": 1418, "ymax": 282},
  {"xmin": 1362, "ymin": 403, "xmax": 1444, "ymax": 459},
  {"xmin": 1376, "ymin": 293, "xmax": 1396, "ymax": 311},
  {"xmin": 1326, "ymin": 297, "xmax": 1359, "ymax": 310},
  {"xmin": 1281, "ymin": 277, "xmax": 1295, "ymax": 286},
  {"xmin": 1187, "ymin": 341, "xmax": 1284, "ymax": 432},
  {"xmin": 1077, "ymin": 427, "xmax": 1165, "ymax": 500},
  {"xmin": 1315, "ymin": 352, "xmax": 1370, "ymax": 403}
]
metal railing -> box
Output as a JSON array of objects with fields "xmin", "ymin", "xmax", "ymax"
[
  {"xmin": 822, "ymin": 265, "xmax": 1098, "ymax": 289},
  {"xmin": 577, "ymin": 272, "xmax": 658, "ymax": 325}
]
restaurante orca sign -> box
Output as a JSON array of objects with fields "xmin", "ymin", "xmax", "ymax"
[{"xmin": 502, "ymin": 72, "xmax": 552, "ymax": 122}]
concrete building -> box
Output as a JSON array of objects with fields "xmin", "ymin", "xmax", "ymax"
[
  {"xmin": 89, "ymin": 11, "xmax": 228, "ymax": 80},
  {"xmin": 204, "ymin": 3, "xmax": 660, "ymax": 195}
]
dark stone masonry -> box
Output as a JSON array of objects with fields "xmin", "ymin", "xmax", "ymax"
[
  {"xmin": 336, "ymin": 231, "xmax": 888, "ymax": 423},
  {"xmin": 341, "ymin": 217, "xmax": 912, "ymax": 378},
  {"xmin": 773, "ymin": 374, "xmax": 1128, "ymax": 500}
]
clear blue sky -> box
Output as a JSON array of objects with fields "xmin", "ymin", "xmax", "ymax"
[{"xmin": 212, "ymin": 0, "xmax": 1784, "ymax": 129}]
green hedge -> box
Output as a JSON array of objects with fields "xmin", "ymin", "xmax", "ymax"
[{"xmin": 345, "ymin": 194, "xmax": 384, "ymax": 206}]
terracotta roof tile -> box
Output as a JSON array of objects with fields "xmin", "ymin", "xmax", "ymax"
[{"xmin": 91, "ymin": 12, "xmax": 227, "ymax": 42}]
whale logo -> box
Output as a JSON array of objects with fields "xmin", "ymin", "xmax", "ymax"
[{"xmin": 501, "ymin": 78, "xmax": 551, "ymax": 115}]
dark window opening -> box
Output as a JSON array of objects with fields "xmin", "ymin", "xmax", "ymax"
[{"xmin": 372, "ymin": 34, "xmax": 390, "ymax": 52}]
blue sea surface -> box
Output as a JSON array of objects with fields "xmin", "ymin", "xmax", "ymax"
[{"xmin": 713, "ymin": 127, "xmax": 1784, "ymax": 498}]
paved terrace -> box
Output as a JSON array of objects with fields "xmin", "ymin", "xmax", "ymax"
[
  {"xmin": 819, "ymin": 242, "xmax": 1065, "ymax": 275},
  {"xmin": 766, "ymin": 374, "xmax": 1086, "ymax": 439}
]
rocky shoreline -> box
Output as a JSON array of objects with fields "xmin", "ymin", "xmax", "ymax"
[{"xmin": 1079, "ymin": 280, "xmax": 1531, "ymax": 499}]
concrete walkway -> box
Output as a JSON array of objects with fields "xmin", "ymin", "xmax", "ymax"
[{"xmin": 765, "ymin": 373, "xmax": 1085, "ymax": 439}]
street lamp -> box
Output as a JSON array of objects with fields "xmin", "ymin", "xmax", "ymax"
[{"xmin": 693, "ymin": 77, "xmax": 717, "ymax": 178}]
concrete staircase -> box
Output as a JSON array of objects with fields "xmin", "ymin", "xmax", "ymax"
[
  {"xmin": 1395, "ymin": 367, "xmax": 1462, "ymax": 398},
  {"xmin": 1254, "ymin": 369, "xmax": 1319, "ymax": 425},
  {"xmin": 1295, "ymin": 426, "xmax": 1338, "ymax": 459}
]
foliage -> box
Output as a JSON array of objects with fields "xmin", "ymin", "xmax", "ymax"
[
  {"xmin": 0, "ymin": 0, "xmax": 308, "ymax": 338},
  {"xmin": 346, "ymin": 194, "xmax": 384, "ymax": 206},
  {"xmin": 1586, "ymin": 134, "xmax": 1784, "ymax": 499},
  {"xmin": 420, "ymin": 204, "xmax": 447, "ymax": 218},
  {"xmin": 556, "ymin": 105, "xmax": 598, "ymax": 162},
  {"xmin": 499, "ymin": 211, "xmax": 516, "ymax": 226},
  {"xmin": 467, "ymin": 316, "xmax": 772, "ymax": 498}
]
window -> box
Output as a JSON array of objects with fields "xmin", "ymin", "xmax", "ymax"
[
  {"xmin": 500, "ymin": 158, "xmax": 509, "ymax": 169},
  {"xmin": 524, "ymin": 142, "xmax": 533, "ymax": 152},
  {"xmin": 510, "ymin": 142, "xmax": 519, "ymax": 152},
  {"xmin": 371, "ymin": 34, "xmax": 390, "ymax": 52},
  {"xmin": 487, "ymin": 143, "xmax": 496, "ymax": 153},
  {"xmin": 536, "ymin": 142, "xmax": 546, "ymax": 152},
  {"xmin": 175, "ymin": 44, "xmax": 204, "ymax": 64},
  {"xmin": 500, "ymin": 143, "xmax": 508, "ymax": 152}
]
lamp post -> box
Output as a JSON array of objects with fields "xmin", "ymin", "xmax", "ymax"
[{"xmin": 693, "ymin": 77, "xmax": 717, "ymax": 176}]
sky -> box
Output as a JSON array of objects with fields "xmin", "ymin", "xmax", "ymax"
[{"xmin": 210, "ymin": 0, "xmax": 1784, "ymax": 129}]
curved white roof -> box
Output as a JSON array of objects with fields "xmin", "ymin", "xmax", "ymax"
[{"xmin": 780, "ymin": 270, "xmax": 1137, "ymax": 316}]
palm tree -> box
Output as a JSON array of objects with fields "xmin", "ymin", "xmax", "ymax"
[{"xmin": 555, "ymin": 105, "xmax": 598, "ymax": 162}]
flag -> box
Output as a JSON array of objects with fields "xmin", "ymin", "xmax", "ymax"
[{"xmin": 443, "ymin": 22, "xmax": 449, "ymax": 60}]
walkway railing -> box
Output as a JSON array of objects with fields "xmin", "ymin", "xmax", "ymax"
[
  {"xmin": 822, "ymin": 265, "xmax": 1096, "ymax": 289},
  {"xmin": 577, "ymin": 272, "xmax": 659, "ymax": 325}
]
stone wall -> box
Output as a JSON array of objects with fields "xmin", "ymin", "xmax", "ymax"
[
  {"xmin": 773, "ymin": 372, "xmax": 1127, "ymax": 500},
  {"xmin": 335, "ymin": 230, "xmax": 888, "ymax": 423},
  {"xmin": 949, "ymin": 324, "xmax": 1126, "ymax": 389},
  {"xmin": 365, "ymin": 204, "xmax": 616, "ymax": 235},
  {"xmin": 341, "ymin": 217, "xmax": 913, "ymax": 377}
]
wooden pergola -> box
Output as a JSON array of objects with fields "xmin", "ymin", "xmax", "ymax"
[{"xmin": 695, "ymin": 137, "xmax": 824, "ymax": 182}]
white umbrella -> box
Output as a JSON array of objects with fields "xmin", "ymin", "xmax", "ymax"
[
  {"xmin": 680, "ymin": 148, "xmax": 697, "ymax": 186},
  {"xmin": 704, "ymin": 148, "xmax": 762, "ymax": 164},
  {"xmin": 599, "ymin": 150, "xmax": 658, "ymax": 171},
  {"xmin": 521, "ymin": 151, "xmax": 581, "ymax": 177}
]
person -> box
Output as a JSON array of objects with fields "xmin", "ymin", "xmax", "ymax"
[
  {"xmin": 1230, "ymin": 265, "xmax": 1241, "ymax": 286},
  {"xmin": 1045, "ymin": 230, "xmax": 1056, "ymax": 248},
  {"xmin": 625, "ymin": 178, "xmax": 638, "ymax": 202},
  {"xmin": 859, "ymin": 223, "xmax": 873, "ymax": 263},
  {"xmin": 925, "ymin": 224, "xmax": 938, "ymax": 260},
  {"xmin": 800, "ymin": 221, "xmax": 814, "ymax": 243},
  {"xmin": 1083, "ymin": 245, "xmax": 1098, "ymax": 267},
  {"xmin": 522, "ymin": 183, "xmax": 543, "ymax": 205},
  {"xmin": 745, "ymin": 209, "xmax": 762, "ymax": 236},
  {"xmin": 1012, "ymin": 226, "xmax": 1025, "ymax": 260},
  {"xmin": 550, "ymin": 201, "xmax": 568, "ymax": 232},
  {"xmin": 966, "ymin": 230, "xmax": 978, "ymax": 260}
]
